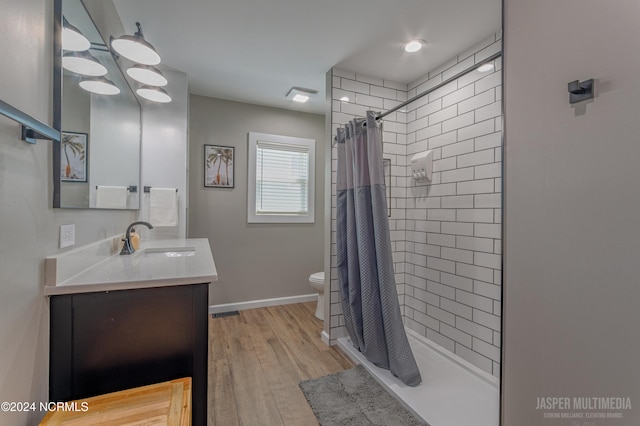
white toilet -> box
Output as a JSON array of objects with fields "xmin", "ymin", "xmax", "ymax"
[{"xmin": 308, "ymin": 272, "xmax": 325, "ymax": 320}]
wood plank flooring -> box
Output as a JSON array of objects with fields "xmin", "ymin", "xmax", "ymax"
[{"xmin": 208, "ymin": 302, "xmax": 354, "ymax": 426}]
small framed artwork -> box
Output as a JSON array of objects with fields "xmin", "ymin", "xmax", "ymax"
[
  {"xmin": 61, "ymin": 131, "xmax": 88, "ymax": 182},
  {"xmin": 204, "ymin": 144, "xmax": 235, "ymax": 188}
]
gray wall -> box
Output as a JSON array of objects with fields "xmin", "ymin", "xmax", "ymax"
[
  {"xmin": 188, "ymin": 95, "xmax": 325, "ymax": 306},
  {"xmin": 503, "ymin": 0, "xmax": 640, "ymax": 424},
  {"xmin": 0, "ymin": 1, "xmax": 135, "ymax": 425}
]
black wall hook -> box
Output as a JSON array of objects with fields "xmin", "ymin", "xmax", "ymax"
[{"xmin": 568, "ymin": 79, "xmax": 594, "ymax": 104}]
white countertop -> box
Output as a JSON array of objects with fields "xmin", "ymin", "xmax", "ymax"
[{"xmin": 44, "ymin": 238, "xmax": 217, "ymax": 296}]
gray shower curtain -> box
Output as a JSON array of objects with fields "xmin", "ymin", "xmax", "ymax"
[{"xmin": 336, "ymin": 111, "xmax": 421, "ymax": 387}]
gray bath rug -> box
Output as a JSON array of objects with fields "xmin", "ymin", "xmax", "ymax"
[{"xmin": 299, "ymin": 364, "xmax": 428, "ymax": 426}]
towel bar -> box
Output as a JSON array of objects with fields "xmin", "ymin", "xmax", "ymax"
[
  {"xmin": 94, "ymin": 185, "xmax": 138, "ymax": 193},
  {"xmin": 144, "ymin": 186, "xmax": 178, "ymax": 193}
]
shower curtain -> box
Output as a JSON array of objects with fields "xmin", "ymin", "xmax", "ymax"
[{"xmin": 336, "ymin": 111, "xmax": 421, "ymax": 387}]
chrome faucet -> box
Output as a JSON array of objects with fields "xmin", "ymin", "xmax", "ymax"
[{"xmin": 120, "ymin": 221, "xmax": 154, "ymax": 255}]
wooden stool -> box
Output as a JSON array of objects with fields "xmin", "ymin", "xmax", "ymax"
[{"xmin": 39, "ymin": 377, "xmax": 191, "ymax": 425}]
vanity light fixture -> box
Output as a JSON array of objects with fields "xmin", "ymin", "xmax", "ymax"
[
  {"xmin": 62, "ymin": 51, "xmax": 107, "ymax": 76},
  {"xmin": 286, "ymin": 87, "xmax": 318, "ymax": 103},
  {"xmin": 404, "ymin": 39, "xmax": 425, "ymax": 53},
  {"xmin": 136, "ymin": 85, "xmax": 172, "ymax": 103},
  {"xmin": 126, "ymin": 64, "xmax": 168, "ymax": 87},
  {"xmin": 79, "ymin": 77, "xmax": 121, "ymax": 95},
  {"xmin": 110, "ymin": 22, "xmax": 161, "ymax": 65},
  {"xmin": 62, "ymin": 17, "xmax": 90, "ymax": 51},
  {"xmin": 477, "ymin": 62, "xmax": 494, "ymax": 72}
]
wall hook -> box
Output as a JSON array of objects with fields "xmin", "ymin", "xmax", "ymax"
[{"xmin": 568, "ymin": 79, "xmax": 594, "ymax": 104}]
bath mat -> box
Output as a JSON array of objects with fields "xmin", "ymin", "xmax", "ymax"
[{"xmin": 299, "ymin": 364, "xmax": 428, "ymax": 426}]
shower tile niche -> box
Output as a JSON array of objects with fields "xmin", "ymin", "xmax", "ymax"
[{"xmin": 329, "ymin": 32, "xmax": 503, "ymax": 378}]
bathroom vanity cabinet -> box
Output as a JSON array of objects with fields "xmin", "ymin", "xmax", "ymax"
[
  {"xmin": 49, "ymin": 283, "xmax": 208, "ymax": 426},
  {"xmin": 44, "ymin": 237, "xmax": 217, "ymax": 426}
]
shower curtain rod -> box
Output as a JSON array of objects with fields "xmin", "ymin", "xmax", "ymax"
[
  {"xmin": 333, "ymin": 51, "xmax": 502, "ymax": 144},
  {"xmin": 375, "ymin": 51, "xmax": 502, "ymax": 121}
]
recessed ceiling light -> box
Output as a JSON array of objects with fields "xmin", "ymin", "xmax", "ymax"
[
  {"xmin": 340, "ymin": 96, "xmax": 350, "ymax": 102},
  {"xmin": 404, "ymin": 39, "xmax": 425, "ymax": 53},
  {"xmin": 477, "ymin": 63, "xmax": 494, "ymax": 72},
  {"xmin": 286, "ymin": 87, "xmax": 317, "ymax": 104}
]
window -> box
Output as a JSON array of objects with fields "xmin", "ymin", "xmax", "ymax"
[{"xmin": 248, "ymin": 132, "xmax": 315, "ymax": 223}]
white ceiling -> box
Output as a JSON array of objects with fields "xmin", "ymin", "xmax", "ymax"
[{"xmin": 112, "ymin": 0, "xmax": 501, "ymax": 115}]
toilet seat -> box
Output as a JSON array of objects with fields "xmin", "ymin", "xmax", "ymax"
[{"xmin": 309, "ymin": 272, "xmax": 324, "ymax": 284}]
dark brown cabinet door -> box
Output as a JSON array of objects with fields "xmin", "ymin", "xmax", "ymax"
[{"xmin": 50, "ymin": 284, "xmax": 208, "ymax": 426}]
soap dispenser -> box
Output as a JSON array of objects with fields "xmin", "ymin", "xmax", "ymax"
[
  {"xmin": 410, "ymin": 150, "xmax": 434, "ymax": 181},
  {"xmin": 130, "ymin": 228, "xmax": 140, "ymax": 250}
]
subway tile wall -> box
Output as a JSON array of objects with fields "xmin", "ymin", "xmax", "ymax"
[
  {"xmin": 329, "ymin": 33, "xmax": 502, "ymax": 377},
  {"xmin": 404, "ymin": 33, "xmax": 502, "ymax": 377}
]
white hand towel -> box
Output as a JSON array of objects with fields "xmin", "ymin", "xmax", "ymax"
[
  {"xmin": 150, "ymin": 187, "xmax": 178, "ymax": 227},
  {"xmin": 95, "ymin": 186, "xmax": 127, "ymax": 209}
]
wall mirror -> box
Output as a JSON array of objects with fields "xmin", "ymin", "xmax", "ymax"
[{"xmin": 53, "ymin": 0, "xmax": 141, "ymax": 209}]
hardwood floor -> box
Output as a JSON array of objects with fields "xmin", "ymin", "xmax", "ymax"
[{"xmin": 208, "ymin": 302, "xmax": 354, "ymax": 426}]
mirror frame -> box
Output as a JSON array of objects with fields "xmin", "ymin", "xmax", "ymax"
[{"xmin": 53, "ymin": 0, "xmax": 62, "ymax": 208}]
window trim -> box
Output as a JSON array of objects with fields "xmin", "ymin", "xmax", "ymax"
[{"xmin": 247, "ymin": 132, "xmax": 315, "ymax": 224}]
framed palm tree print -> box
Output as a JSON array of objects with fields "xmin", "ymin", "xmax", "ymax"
[
  {"xmin": 204, "ymin": 144, "xmax": 235, "ymax": 188},
  {"xmin": 61, "ymin": 131, "xmax": 88, "ymax": 182}
]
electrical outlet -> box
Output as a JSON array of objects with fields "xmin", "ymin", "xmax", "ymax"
[{"xmin": 59, "ymin": 224, "xmax": 75, "ymax": 248}]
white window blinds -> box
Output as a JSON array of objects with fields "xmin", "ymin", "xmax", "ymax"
[
  {"xmin": 247, "ymin": 132, "xmax": 315, "ymax": 224},
  {"xmin": 256, "ymin": 140, "xmax": 309, "ymax": 215}
]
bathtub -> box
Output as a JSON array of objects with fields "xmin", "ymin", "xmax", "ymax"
[{"xmin": 337, "ymin": 328, "xmax": 499, "ymax": 426}]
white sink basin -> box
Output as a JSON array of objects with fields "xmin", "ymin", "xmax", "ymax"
[
  {"xmin": 44, "ymin": 238, "xmax": 217, "ymax": 296},
  {"xmin": 143, "ymin": 246, "xmax": 196, "ymax": 257}
]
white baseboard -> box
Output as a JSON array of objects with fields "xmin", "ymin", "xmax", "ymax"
[
  {"xmin": 321, "ymin": 330, "xmax": 331, "ymax": 346},
  {"xmin": 209, "ymin": 293, "xmax": 317, "ymax": 314}
]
